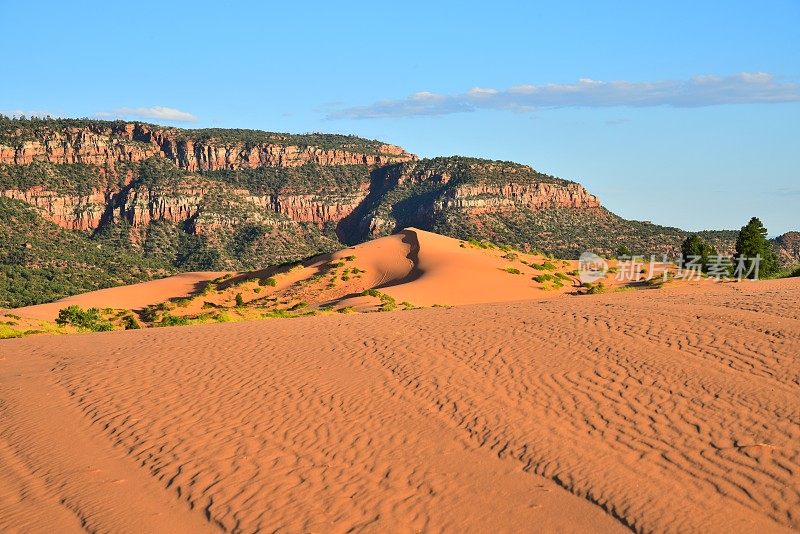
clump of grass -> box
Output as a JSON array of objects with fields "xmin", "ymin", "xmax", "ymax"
[
  {"xmin": 337, "ymin": 306, "xmax": 355, "ymax": 314},
  {"xmin": 263, "ymin": 309, "xmax": 295, "ymax": 319},
  {"xmin": 555, "ymin": 272, "xmax": 571, "ymax": 280},
  {"xmin": 259, "ymin": 277, "xmax": 277, "ymax": 287},
  {"xmin": 200, "ymin": 282, "xmax": 217, "ymax": 296},
  {"xmin": 330, "ymin": 261, "xmax": 346, "ymax": 268},
  {"xmin": 584, "ymin": 281, "xmax": 606, "ymax": 294},
  {"xmin": 504, "ymin": 267, "xmax": 522, "ymax": 275},
  {"xmin": 502, "ymin": 252, "xmax": 519, "ymax": 261},
  {"xmin": 533, "ymin": 274, "xmax": 555, "ymax": 283},
  {"xmin": 155, "ymin": 313, "xmax": 191, "ymax": 327},
  {"xmin": 234, "ymin": 293, "xmax": 245, "ymax": 307},
  {"xmin": 212, "ymin": 311, "xmax": 234, "ymax": 323},
  {"xmin": 288, "ymin": 301, "xmax": 307, "ymax": 311},
  {"xmin": 344, "ymin": 255, "xmax": 356, "ymax": 261},
  {"xmin": 4, "ymin": 313, "xmax": 21, "ymax": 320},
  {"xmin": 0, "ymin": 324, "xmax": 24, "ymax": 339},
  {"xmin": 361, "ymin": 288, "xmax": 397, "ymax": 311},
  {"xmin": 253, "ymin": 287, "xmax": 262, "ymax": 294},
  {"xmin": 531, "ymin": 261, "xmax": 557, "ymax": 271},
  {"xmin": 400, "ymin": 301, "xmax": 415, "ymax": 310},
  {"xmin": 614, "ymin": 286, "xmax": 637, "ymax": 293},
  {"xmin": 466, "ymin": 238, "xmax": 496, "ymax": 249}
]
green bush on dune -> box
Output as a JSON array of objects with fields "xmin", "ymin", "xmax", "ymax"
[{"xmin": 55, "ymin": 305, "xmax": 113, "ymax": 332}]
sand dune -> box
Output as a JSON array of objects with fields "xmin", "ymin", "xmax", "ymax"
[
  {"xmin": 2, "ymin": 277, "xmax": 798, "ymax": 532},
  {"xmin": 9, "ymin": 229, "xmax": 582, "ymax": 326}
]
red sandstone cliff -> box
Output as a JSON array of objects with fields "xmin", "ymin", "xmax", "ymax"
[{"xmin": 0, "ymin": 122, "xmax": 415, "ymax": 170}]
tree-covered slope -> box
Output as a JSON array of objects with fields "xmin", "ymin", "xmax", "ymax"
[{"xmin": 0, "ymin": 197, "xmax": 171, "ymax": 307}]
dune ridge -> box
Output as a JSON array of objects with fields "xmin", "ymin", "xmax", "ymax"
[{"xmin": 2, "ymin": 277, "xmax": 798, "ymax": 532}]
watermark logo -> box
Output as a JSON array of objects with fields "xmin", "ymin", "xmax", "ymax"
[
  {"xmin": 577, "ymin": 252, "xmax": 763, "ymax": 284},
  {"xmin": 578, "ymin": 251, "xmax": 608, "ymax": 284}
]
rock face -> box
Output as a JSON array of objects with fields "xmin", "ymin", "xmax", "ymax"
[
  {"xmin": 439, "ymin": 182, "xmax": 600, "ymax": 213},
  {"xmin": 0, "ymin": 122, "xmax": 414, "ymax": 170},
  {"xmin": 0, "ymin": 124, "xmax": 602, "ymax": 241},
  {"xmin": 774, "ymin": 231, "xmax": 800, "ymax": 267}
]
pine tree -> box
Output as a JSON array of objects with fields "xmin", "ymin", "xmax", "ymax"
[
  {"xmin": 734, "ymin": 217, "xmax": 777, "ymax": 278},
  {"xmin": 680, "ymin": 234, "xmax": 716, "ymax": 271}
]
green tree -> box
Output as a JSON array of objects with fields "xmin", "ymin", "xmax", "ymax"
[
  {"xmin": 734, "ymin": 217, "xmax": 777, "ymax": 278},
  {"xmin": 680, "ymin": 234, "xmax": 717, "ymax": 272}
]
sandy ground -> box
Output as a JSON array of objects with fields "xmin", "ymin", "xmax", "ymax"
[{"xmin": 1, "ymin": 276, "xmax": 798, "ymax": 532}]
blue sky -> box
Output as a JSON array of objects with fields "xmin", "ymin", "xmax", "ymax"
[{"xmin": 2, "ymin": 0, "xmax": 798, "ymax": 234}]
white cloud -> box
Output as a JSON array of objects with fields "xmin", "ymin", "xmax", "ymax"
[
  {"xmin": 328, "ymin": 73, "xmax": 800, "ymax": 119},
  {"xmin": 468, "ymin": 87, "xmax": 499, "ymax": 96},
  {"xmin": 96, "ymin": 106, "xmax": 198, "ymax": 123}
]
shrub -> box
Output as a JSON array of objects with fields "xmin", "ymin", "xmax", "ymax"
[
  {"xmin": 4, "ymin": 313, "xmax": 21, "ymax": 320},
  {"xmin": 533, "ymin": 274, "xmax": 555, "ymax": 283},
  {"xmin": 361, "ymin": 288, "xmax": 396, "ymax": 311},
  {"xmin": 504, "ymin": 267, "xmax": 522, "ymax": 275},
  {"xmin": 337, "ymin": 306, "xmax": 354, "ymax": 314},
  {"xmin": 344, "ymin": 255, "xmax": 356, "ymax": 261},
  {"xmin": 235, "ymin": 293, "xmax": 244, "ymax": 307},
  {"xmin": 56, "ymin": 305, "xmax": 113, "ymax": 332},
  {"xmin": 259, "ymin": 277, "xmax": 277, "ymax": 287},
  {"xmin": 139, "ymin": 306, "xmax": 159, "ymax": 322},
  {"xmin": 532, "ymin": 261, "xmax": 557, "ymax": 271},
  {"xmin": 586, "ymin": 281, "xmax": 606, "ymax": 294},
  {"xmin": 122, "ymin": 315, "xmax": 141, "ymax": 330},
  {"xmin": 156, "ymin": 313, "xmax": 190, "ymax": 327},
  {"xmin": 502, "ymin": 252, "xmax": 519, "ymax": 261}
]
